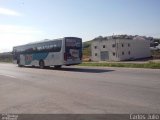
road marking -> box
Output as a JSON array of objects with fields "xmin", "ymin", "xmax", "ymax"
[{"xmin": 0, "ymin": 74, "xmax": 17, "ymax": 79}]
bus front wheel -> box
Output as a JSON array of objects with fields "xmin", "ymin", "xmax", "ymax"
[{"xmin": 39, "ymin": 60, "xmax": 45, "ymax": 69}]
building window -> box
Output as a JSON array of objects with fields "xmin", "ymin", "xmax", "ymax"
[
  {"xmin": 122, "ymin": 44, "xmax": 124, "ymax": 47},
  {"xmin": 128, "ymin": 51, "xmax": 130, "ymax": 55},
  {"xmin": 113, "ymin": 52, "xmax": 115, "ymax": 56},
  {"xmin": 95, "ymin": 53, "xmax": 97, "ymax": 56},
  {"xmin": 128, "ymin": 43, "xmax": 130, "ymax": 47},
  {"xmin": 103, "ymin": 45, "xmax": 105, "ymax": 48},
  {"xmin": 94, "ymin": 46, "xmax": 97, "ymax": 49},
  {"xmin": 122, "ymin": 51, "xmax": 124, "ymax": 55},
  {"xmin": 112, "ymin": 44, "xmax": 116, "ymax": 48}
]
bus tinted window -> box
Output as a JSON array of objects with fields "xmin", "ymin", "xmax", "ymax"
[
  {"xmin": 15, "ymin": 40, "xmax": 62, "ymax": 54},
  {"xmin": 65, "ymin": 38, "xmax": 82, "ymax": 48}
]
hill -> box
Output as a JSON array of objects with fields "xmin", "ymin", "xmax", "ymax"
[
  {"xmin": 82, "ymin": 40, "xmax": 92, "ymax": 61},
  {"xmin": 0, "ymin": 52, "xmax": 12, "ymax": 62}
]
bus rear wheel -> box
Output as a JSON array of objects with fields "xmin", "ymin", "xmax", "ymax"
[
  {"xmin": 18, "ymin": 64, "xmax": 23, "ymax": 67},
  {"xmin": 39, "ymin": 60, "xmax": 45, "ymax": 69},
  {"xmin": 54, "ymin": 65, "xmax": 62, "ymax": 69}
]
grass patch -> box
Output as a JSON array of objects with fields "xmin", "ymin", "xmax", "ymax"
[
  {"xmin": 79, "ymin": 62, "xmax": 160, "ymax": 69},
  {"xmin": 0, "ymin": 57, "xmax": 12, "ymax": 63}
]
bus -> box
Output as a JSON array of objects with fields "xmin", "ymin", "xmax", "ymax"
[{"xmin": 13, "ymin": 37, "xmax": 82, "ymax": 68}]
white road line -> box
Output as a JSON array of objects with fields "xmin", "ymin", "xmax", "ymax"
[{"xmin": 0, "ymin": 74, "xmax": 17, "ymax": 79}]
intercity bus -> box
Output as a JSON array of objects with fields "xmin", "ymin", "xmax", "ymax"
[{"xmin": 13, "ymin": 37, "xmax": 82, "ymax": 68}]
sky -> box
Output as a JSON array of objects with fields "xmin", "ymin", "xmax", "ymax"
[{"xmin": 0, "ymin": 0, "xmax": 160, "ymax": 52}]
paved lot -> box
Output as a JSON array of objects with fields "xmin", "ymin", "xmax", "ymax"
[{"xmin": 0, "ymin": 63, "xmax": 160, "ymax": 113}]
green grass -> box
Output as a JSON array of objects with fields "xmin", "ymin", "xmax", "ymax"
[
  {"xmin": 79, "ymin": 62, "xmax": 160, "ymax": 69},
  {"xmin": 0, "ymin": 52, "xmax": 12, "ymax": 63},
  {"xmin": 83, "ymin": 40, "xmax": 92, "ymax": 57},
  {"xmin": 0, "ymin": 57, "xmax": 12, "ymax": 63}
]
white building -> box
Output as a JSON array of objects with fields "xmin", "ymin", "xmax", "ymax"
[{"xmin": 91, "ymin": 35, "xmax": 151, "ymax": 61}]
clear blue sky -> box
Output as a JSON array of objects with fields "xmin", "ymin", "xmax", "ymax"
[{"xmin": 0, "ymin": 0, "xmax": 160, "ymax": 52}]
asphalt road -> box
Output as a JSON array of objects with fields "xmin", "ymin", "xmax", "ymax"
[{"xmin": 0, "ymin": 63, "xmax": 160, "ymax": 113}]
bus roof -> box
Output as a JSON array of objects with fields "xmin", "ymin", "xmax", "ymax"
[{"xmin": 13, "ymin": 37, "xmax": 82, "ymax": 49}]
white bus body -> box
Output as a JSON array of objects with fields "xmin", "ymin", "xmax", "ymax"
[{"xmin": 13, "ymin": 37, "xmax": 82, "ymax": 68}]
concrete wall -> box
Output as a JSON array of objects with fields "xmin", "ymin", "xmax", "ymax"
[
  {"xmin": 116, "ymin": 39, "xmax": 133, "ymax": 61},
  {"xmin": 91, "ymin": 38, "xmax": 151, "ymax": 61},
  {"xmin": 91, "ymin": 39, "xmax": 118, "ymax": 61},
  {"xmin": 91, "ymin": 40, "xmax": 101, "ymax": 61},
  {"xmin": 130, "ymin": 39, "xmax": 151, "ymax": 59}
]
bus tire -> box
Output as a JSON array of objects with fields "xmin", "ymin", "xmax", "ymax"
[
  {"xmin": 54, "ymin": 65, "xmax": 62, "ymax": 69},
  {"xmin": 17, "ymin": 60, "xmax": 23, "ymax": 67},
  {"xmin": 39, "ymin": 60, "xmax": 45, "ymax": 69},
  {"xmin": 18, "ymin": 64, "xmax": 22, "ymax": 67}
]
